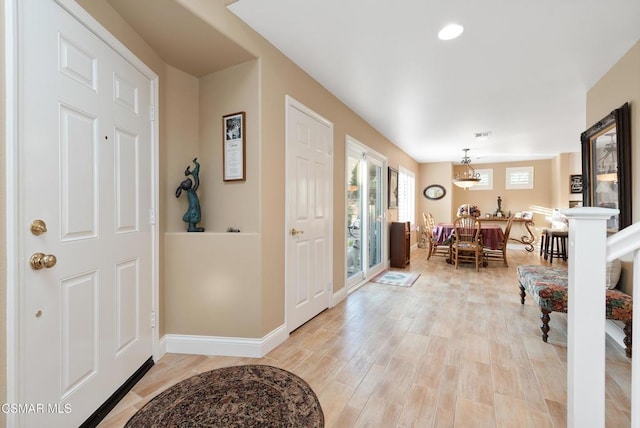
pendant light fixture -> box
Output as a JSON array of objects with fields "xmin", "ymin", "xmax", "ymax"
[{"xmin": 452, "ymin": 148, "xmax": 481, "ymax": 189}]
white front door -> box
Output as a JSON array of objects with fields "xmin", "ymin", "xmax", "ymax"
[
  {"xmin": 285, "ymin": 97, "xmax": 333, "ymax": 332},
  {"xmin": 17, "ymin": 0, "xmax": 155, "ymax": 425}
]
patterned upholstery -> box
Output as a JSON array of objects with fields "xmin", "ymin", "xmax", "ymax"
[
  {"xmin": 517, "ymin": 264, "xmax": 633, "ymax": 357},
  {"xmin": 516, "ymin": 265, "xmax": 632, "ymax": 320}
]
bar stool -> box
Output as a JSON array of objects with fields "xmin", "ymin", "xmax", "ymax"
[
  {"xmin": 539, "ymin": 228, "xmax": 550, "ymax": 258},
  {"xmin": 545, "ymin": 230, "xmax": 568, "ymax": 263}
]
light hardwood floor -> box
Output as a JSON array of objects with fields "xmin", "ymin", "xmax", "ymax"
[{"xmin": 99, "ymin": 246, "xmax": 632, "ymax": 427}]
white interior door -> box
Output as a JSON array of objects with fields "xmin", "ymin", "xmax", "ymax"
[
  {"xmin": 286, "ymin": 97, "xmax": 333, "ymax": 332},
  {"xmin": 17, "ymin": 0, "xmax": 155, "ymax": 425}
]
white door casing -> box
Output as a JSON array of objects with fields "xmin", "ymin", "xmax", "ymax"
[
  {"xmin": 7, "ymin": 0, "xmax": 159, "ymax": 426},
  {"xmin": 285, "ymin": 96, "xmax": 333, "ymax": 332}
]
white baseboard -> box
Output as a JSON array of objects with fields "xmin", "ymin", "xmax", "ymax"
[
  {"xmin": 332, "ymin": 286, "xmax": 348, "ymax": 306},
  {"xmin": 605, "ymin": 319, "xmax": 626, "ymax": 351},
  {"xmin": 160, "ymin": 324, "xmax": 289, "ymax": 358}
]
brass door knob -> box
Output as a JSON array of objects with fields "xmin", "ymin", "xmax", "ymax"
[
  {"xmin": 30, "ymin": 219, "xmax": 47, "ymax": 236},
  {"xmin": 290, "ymin": 228, "xmax": 304, "ymax": 237},
  {"xmin": 30, "ymin": 253, "xmax": 57, "ymax": 270}
]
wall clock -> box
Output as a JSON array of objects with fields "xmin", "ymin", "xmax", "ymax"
[{"xmin": 423, "ymin": 184, "xmax": 446, "ymax": 200}]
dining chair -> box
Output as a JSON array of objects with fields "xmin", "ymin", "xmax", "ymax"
[
  {"xmin": 418, "ymin": 212, "xmax": 429, "ymax": 249},
  {"xmin": 483, "ymin": 216, "xmax": 513, "ymax": 267},
  {"xmin": 426, "ymin": 213, "xmax": 450, "ymax": 260},
  {"xmin": 451, "ymin": 215, "xmax": 482, "ymax": 270}
]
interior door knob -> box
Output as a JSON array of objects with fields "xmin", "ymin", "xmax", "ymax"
[
  {"xmin": 30, "ymin": 252, "xmax": 57, "ymax": 270},
  {"xmin": 290, "ymin": 228, "xmax": 304, "ymax": 237}
]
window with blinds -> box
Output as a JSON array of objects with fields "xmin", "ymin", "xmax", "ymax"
[
  {"xmin": 506, "ymin": 166, "xmax": 534, "ymax": 189},
  {"xmin": 470, "ymin": 168, "xmax": 493, "ymax": 191},
  {"xmin": 398, "ymin": 166, "xmax": 415, "ymax": 226}
]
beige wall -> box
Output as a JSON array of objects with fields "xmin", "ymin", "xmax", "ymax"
[
  {"xmin": 550, "ymin": 154, "xmax": 565, "ymax": 210},
  {"xmin": 448, "ymin": 159, "xmax": 558, "ymax": 243},
  {"xmin": 163, "ymin": 59, "xmax": 262, "ymax": 336},
  {"xmin": 164, "ymin": 233, "xmax": 261, "ymax": 336},
  {"xmin": 586, "ymin": 40, "xmax": 640, "ymax": 223},
  {"xmin": 164, "ymin": 65, "xmax": 200, "ymax": 233},
  {"xmin": 199, "ymin": 60, "xmax": 260, "ymax": 233},
  {"xmin": 587, "ymin": 40, "xmax": 640, "ymax": 295},
  {"xmin": 452, "ymin": 159, "xmax": 554, "ymax": 226},
  {"xmin": 418, "ymin": 162, "xmax": 454, "ymax": 225}
]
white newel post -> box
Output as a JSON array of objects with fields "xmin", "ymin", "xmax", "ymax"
[{"xmin": 563, "ymin": 207, "xmax": 618, "ymax": 428}]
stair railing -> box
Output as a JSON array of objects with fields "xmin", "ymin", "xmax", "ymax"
[{"xmin": 564, "ymin": 207, "xmax": 640, "ymax": 427}]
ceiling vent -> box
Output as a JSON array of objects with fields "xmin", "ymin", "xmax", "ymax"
[{"xmin": 474, "ymin": 131, "xmax": 492, "ymax": 141}]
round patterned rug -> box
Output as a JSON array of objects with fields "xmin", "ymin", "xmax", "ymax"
[{"xmin": 125, "ymin": 365, "xmax": 324, "ymax": 427}]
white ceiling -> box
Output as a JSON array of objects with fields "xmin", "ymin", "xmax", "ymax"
[{"xmin": 228, "ymin": 0, "xmax": 640, "ymax": 164}]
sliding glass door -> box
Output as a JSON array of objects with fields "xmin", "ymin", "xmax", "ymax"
[{"xmin": 346, "ymin": 137, "xmax": 386, "ymax": 290}]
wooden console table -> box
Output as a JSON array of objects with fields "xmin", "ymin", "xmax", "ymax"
[{"xmin": 480, "ymin": 217, "xmax": 536, "ymax": 252}]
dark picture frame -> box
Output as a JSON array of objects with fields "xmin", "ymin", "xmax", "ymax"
[
  {"xmin": 388, "ymin": 167, "xmax": 398, "ymax": 209},
  {"xmin": 580, "ymin": 102, "xmax": 631, "ymax": 232},
  {"xmin": 423, "ymin": 184, "xmax": 446, "ymax": 200},
  {"xmin": 223, "ymin": 111, "xmax": 246, "ymax": 181},
  {"xmin": 570, "ymin": 174, "xmax": 583, "ymax": 194}
]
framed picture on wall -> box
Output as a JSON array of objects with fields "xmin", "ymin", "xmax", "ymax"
[
  {"xmin": 580, "ymin": 102, "xmax": 631, "ymax": 231},
  {"xmin": 570, "ymin": 174, "xmax": 583, "ymax": 194},
  {"xmin": 388, "ymin": 167, "xmax": 398, "ymax": 209},
  {"xmin": 223, "ymin": 111, "xmax": 246, "ymax": 181}
]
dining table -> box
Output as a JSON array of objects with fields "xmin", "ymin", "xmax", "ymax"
[{"xmin": 432, "ymin": 221, "xmax": 505, "ymax": 250}]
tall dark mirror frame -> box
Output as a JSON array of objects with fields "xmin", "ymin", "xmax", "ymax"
[{"xmin": 580, "ymin": 102, "xmax": 631, "ymax": 232}]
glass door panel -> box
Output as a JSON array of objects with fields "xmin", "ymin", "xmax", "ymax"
[
  {"xmin": 346, "ymin": 151, "xmax": 363, "ymax": 280},
  {"xmin": 345, "ymin": 137, "xmax": 386, "ymax": 290},
  {"xmin": 367, "ymin": 160, "xmax": 383, "ymax": 270}
]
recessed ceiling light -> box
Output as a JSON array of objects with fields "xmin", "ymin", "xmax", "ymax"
[{"xmin": 438, "ymin": 24, "xmax": 464, "ymax": 41}]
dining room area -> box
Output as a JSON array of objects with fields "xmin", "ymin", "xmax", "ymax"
[
  {"xmin": 416, "ymin": 153, "xmax": 580, "ymax": 272},
  {"xmin": 420, "ymin": 198, "xmax": 544, "ymax": 272}
]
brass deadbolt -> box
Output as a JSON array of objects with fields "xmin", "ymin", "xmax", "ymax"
[{"xmin": 30, "ymin": 219, "xmax": 47, "ymax": 236}]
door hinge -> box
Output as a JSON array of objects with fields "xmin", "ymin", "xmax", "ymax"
[
  {"xmin": 149, "ymin": 209, "xmax": 156, "ymax": 225},
  {"xmin": 150, "ymin": 311, "xmax": 156, "ymax": 328},
  {"xmin": 149, "ymin": 105, "xmax": 155, "ymax": 121}
]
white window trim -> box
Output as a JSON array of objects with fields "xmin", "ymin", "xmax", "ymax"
[
  {"xmin": 506, "ymin": 166, "xmax": 534, "ymax": 189},
  {"xmin": 398, "ymin": 165, "xmax": 415, "ymax": 227},
  {"xmin": 470, "ymin": 168, "xmax": 493, "ymax": 191}
]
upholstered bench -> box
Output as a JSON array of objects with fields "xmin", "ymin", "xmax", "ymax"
[{"xmin": 517, "ymin": 265, "xmax": 633, "ymax": 358}]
